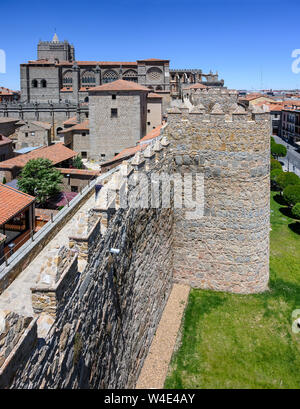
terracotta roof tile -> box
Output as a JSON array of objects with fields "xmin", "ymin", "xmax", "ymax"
[
  {"xmin": 139, "ymin": 125, "xmax": 162, "ymax": 143},
  {"xmin": 63, "ymin": 116, "xmax": 77, "ymax": 126},
  {"xmin": 90, "ymin": 79, "xmax": 150, "ymax": 92},
  {"xmin": 58, "ymin": 168, "xmax": 100, "ymax": 176},
  {"xmin": 0, "ymin": 183, "xmax": 35, "ymax": 225},
  {"xmin": 0, "ymin": 134, "xmax": 13, "ymax": 146},
  {"xmin": 0, "ymin": 143, "xmax": 77, "ymax": 170},
  {"xmin": 188, "ymin": 83, "xmax": 208, "ymax": 90},
  {"xmin": 147, "ymin": 93, "xmax": 163, "ymax": 98},
  {"xmin": 60, "ymin": 120, "xmax": 89, "ymax": 133}
]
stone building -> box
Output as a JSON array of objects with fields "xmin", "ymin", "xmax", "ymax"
[
  {"xmin": 0, "ymin": 88, "xmax": 20, "ymax": 104},
  {"xmin": 13, "ymin": 120, "xmax": 51, "ymax": 150},
  {"xmin": 0, "ymin": 135, "xmax": 13, "ymax": 163},
  {"xmin": 146, "ymin": 93, "xmax": 163, "ymax": 133},
  {"xmin": 60, "ymin": 120, "xmax": 89, "ymax": 158},
  {"xmin": 20, "ymin": 34, "xmax": 171, "ymax": 105},
  {"xmin": 281, "ymin": 107, "xmax": 300, "ymax": 144},
  {"xmin": 88, "ymin": 80, "xmax": 150, "ymax": 161},
  {"xmin": 0, "ymin": 118, "xmax": 23, "ymax": 138}
]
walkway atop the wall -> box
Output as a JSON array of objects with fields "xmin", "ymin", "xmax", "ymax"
[
  {"xmin": 0, "ymin": 193, "xmax": 97, "ymax": 317},
  {"xmin": 136, "ymin": 284, "xmax": 190, "ymax": 389}
]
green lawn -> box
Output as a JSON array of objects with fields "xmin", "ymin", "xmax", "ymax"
[{"xmin": 164, "ymin": 192, "xmax": 300, "ymax": 389}]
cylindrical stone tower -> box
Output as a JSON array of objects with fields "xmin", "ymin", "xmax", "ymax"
[{"xmin": 166, "ymin": 103, "xmax": 270, "ymax": 294}]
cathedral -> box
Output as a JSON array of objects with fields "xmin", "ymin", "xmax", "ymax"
[{"xmin": 20, "ymin": 34, "xmax": 224, "ymax": 105}]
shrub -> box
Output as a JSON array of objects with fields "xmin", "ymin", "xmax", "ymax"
[
  {"xmin": 271, "ymin": 158, "xmax": 282, "ymax": 171},
  {"xmin": 292, "ymin": 203, "xmax": 300, "ymax": 220},
  {"xmin": 270, "ymin": 169, "xmax": 283, "ymax": 190},
  {"xmin": 72, "ymin": 155, "xmax": 84, "ymax": 169},
  {"xmin": 277, "ymin": 172, "xmax": 300, "ymax": 192},
  {"xmin": 271, "ymin": 142, "xmax": 287, "ymax": 158},
  {"xmin": 283, "ymin": 185, "xmax": 300, "ymax": 207},
  {"xmin": 2, "ymin": 177, "xmax": 6, "ymax": 184}
]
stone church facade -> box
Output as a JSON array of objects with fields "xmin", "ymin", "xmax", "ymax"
[{"xmin": 19, "ymin": 34, "xmax": 223, "ymax": 105}]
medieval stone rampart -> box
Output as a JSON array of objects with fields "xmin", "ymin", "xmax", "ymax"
[{"xmin": 0, "ymin": 94, "xmax": 270, "ymax": 388}]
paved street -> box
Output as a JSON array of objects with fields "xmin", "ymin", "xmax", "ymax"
[{"xmin": 273, "ymin": 134, "xmax": 300, "ymax": 176}]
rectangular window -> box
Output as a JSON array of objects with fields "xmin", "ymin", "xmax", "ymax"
[
  {"xmin": 112, "ymin": 95, "xmax": 116, "ymax": 100},
  {"xmin": 81, "ymin": 151, "xmax": 87, "ymax": 158},
  {"xmin": 101, "ymin": 154, "xmax": 106, "ymax": 158},
  {"xmin": 111, "ymin": 108, "xmax": 118, "ymax": 118},
  {"xmin": 82, "ymin": 132, "xmax": 86, "ymax": 136},
  {"xmin": 71, "ymin": 186, "xmax": 79, "ymax": 193},
  {"xmin": 147, "ymin": 109, "xmax": 150, "ymax": 113},
  {"xmin": 25, "ymin": 132, "xmax": 28, "ymax": 137},
  {"xmin": 147, "ymin": 122, "xmax": 150, "ymax": 125}
]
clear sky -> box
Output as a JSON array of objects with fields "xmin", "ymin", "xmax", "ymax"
[{"xmin": 1, "ymin": 0, "xmax": 300, "ymax": 91}]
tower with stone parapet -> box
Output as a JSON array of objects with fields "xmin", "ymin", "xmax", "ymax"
[
  {"xmin": 37, "ymin": 33, "xmax": 75, "ymax": 63},
  {"xmin": 165, "ymin": 100, "xmax": 270, "ymax": 294}
]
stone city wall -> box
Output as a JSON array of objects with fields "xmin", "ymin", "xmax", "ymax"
[{"xmin": 4, "ymin": 140, "xmax": 173, "ymax": 388}]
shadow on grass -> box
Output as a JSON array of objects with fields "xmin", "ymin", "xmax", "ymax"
[
  {"xmin": 279, "ymin": 206, "xmax": 293, "ymax": 218},
  {"xmin": 273, "ymin": 194, "xmax": 287, "ymax": 206},
  {"xmin": 288, "ymin": 222, "xmax": 300, "ymax": 235}
]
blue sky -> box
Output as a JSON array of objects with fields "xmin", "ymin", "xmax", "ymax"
[{"xmin": 1, "ymin": 0, "xmax": 300, "ymax": 91}]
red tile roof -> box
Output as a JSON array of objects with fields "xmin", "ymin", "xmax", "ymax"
[
  {"xmin": 0, "ymin": 143, "xmax": 77, "ymax": 170},
  {"xmin": 137, "ymin": 58, "xmax": 170, "ymax": 62},
  {"xmin": 58, "ymin": 168, "xmax": 100, "ymax": 176},
  {"xmin": 112, "ymin": 144, "xmax": 146, "ymax": 161},
  {"xmin": 103, "ymin": 124, "xmax": 163, "ymax": 165},
  {"xmin": 0, "ymin": 134, "xmax": 13, "ymax": 146},
  {"xmin": 57, "ymin": 61, "xmax": 137, "ymax": 67},
  {"xmin": 63, "ymin": 116, "xmax": 77, "ymax": 126},
  {"xmin": 0, "ymin": 183, "xmax": 35, "ymax": 225},
  {"xmin": 139, "ymin": 125, "xmax": 163, "ymax": 143},
  {"xmin": 60, "ymin": 120, "xmax": 89, "ymax": 133},
  {"xmin": 90, "ymin": 79, "xmax": 150, "ymax": 92},
  {"xmin": 147, "ymin": 93, "xmax": 163, "ymax": 98},
  {"xmin": 0, "ymin": 87, "xmax": 19, "ymax": 95},
  {"xmin": 188, "ymin": 83, "xmax": 208, "ymax": 90}
]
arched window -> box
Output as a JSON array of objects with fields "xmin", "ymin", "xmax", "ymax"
[
  {"xmin": 56, "ymin": 127, "xmax": 63, "ymax": 136},
  {"xmin": 146, "ymin": 67, "xmax": 163, "ymax": 83},
  {"xmin": 81, "ymin": 71, "xmax": 96, "ymax": 87},
  {"xmin": 122, "ymin": 69, "xmax": 138, "ymax": 83},
  {"xmin": 32, "ymin": 79, "xmax": 38, "ymax": 88},
  {"xmin": 41, "ymin": 79, "xmax": 47, "ymax": 88},
  {"xmin": 62, "ymin": 70, "xmax": 73, "ymax": 87},
  {"xmin": 84, "ymin": 97, "xmax": 89, "ymax": 103},
  {"xmin": 102, "ymin": 70, "xmax": 118, "ymax": 84}
]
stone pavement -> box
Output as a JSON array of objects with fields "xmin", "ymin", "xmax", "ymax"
[
  {"xmin": 0, "ymin": 193, "xmax": 97, "ymax": 317},
  {"xmin": 136, "ymin": 284, "xmax": 190, "ymax": 389}
]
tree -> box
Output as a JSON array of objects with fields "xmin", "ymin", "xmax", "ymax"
[
  {"xmin": 18, "ymin": 158, "xmax": 62, "ymax": 206},
  {"xmin": 72, "ymin": 155, "xmax": 84, "ymax": 169},
  {"xmin": 283, "ymin": 185, "xmax": 300, "ymax": 207},
  {"xmin": 271, "ymin": 158, "xmax": 282, "ymax": 171},
  {"xmin": 292, "ymin": 203, "xmax": 300, "ymax": 220},
  {"xmin": 277, "ymin": 172, "xmax": 300, "ymax": 192},
  {"xmin": 271, "ymin": 142, "xmax": 287, "ymax": 159},
  {"xmin": 2, "ymin": 177, "xmax": 6, "ymax": 184},
  {"xmin": 270, "ymin": 169, "xmax": 283, "ymax": 190}
]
